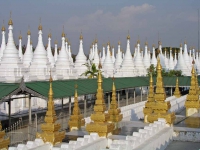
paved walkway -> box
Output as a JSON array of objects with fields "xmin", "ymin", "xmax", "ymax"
[{"xmin": 166, "ymin": 141, "xmax": 200, "ymax": 150}]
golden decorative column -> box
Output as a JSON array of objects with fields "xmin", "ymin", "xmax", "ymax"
[
  {"xmin": 147, "ymin": 58, "xmax": 176, "ymax": 124},
  {"xmin": 0, "ymin": 122, "xmax": 9, "ymax": 150},
  {"xmin": 68, "ymin": 85, "xmax": 85, "ymax": 131},
  {"xmin": 86, "ymin": 70, "xmax": 114, "ymax": 137},
  {"xmin": 185, "ymin": 61, "xmax": 200, "ymax": 117},
  {"xmin": 143, "ymin": 73, "xmax": 155, "ymax": 123},
  {"xmin": 108, "ymin": 79, "xmax": 123, "ymax": 129},
  {"xmin": 173, "ymin": 77, "xmax": 181, "ymax": 98},
  {"xmin": 36, "ymin": 76, "xmax": 65, "ymax": 145}
]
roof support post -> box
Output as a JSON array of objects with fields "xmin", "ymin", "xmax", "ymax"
[
  {"xmin": 61, "ymin": 98, "xmax": 64, "ymax": 111},
  {"xmin": 140, "ymin": 87, "xmax": 143, "ymax": 102},
  {"xmin": 84, "ymin": 95, "xmax": 87, "ymax": 118},
  {"xmin": 8, "ymin": 100, "xmax": 11, "ymax": 127},
  {"xmin": 134, "ymin": 88, "xmax": 136, "ymax": 104},
  {"xmin": 69, "ymin": 97, "xmax": 71, "ymax": 115},
  {"xmin": 29, "ymin": 94, "xmax": 32, "ymax": 124},
  {"xmin": 117, "ymin": 92, "xmax": 120, "ymax": 107},
  {"xmin": 171, "ymin": 87, "xmax": 173, "ymax": 96},
  {"xmin": 126, "ymin": 89, "xmax": 129, "ymax": 106},
  {"xmin": 108, "ymin": 93, "xmax": 110, "ymax": 109}
]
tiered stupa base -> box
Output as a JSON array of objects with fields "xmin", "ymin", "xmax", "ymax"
[
  {"xmin": 86, "ymin": 122, "xmax": 114, "ymax": 137},
  {"xmin": 36, "ymin": 131, "xmax": 65, "ymax": 145},
  {"xmin": 68, "ymin": 115, "xmax": 85, "ymax": 131},
  {"xmin": 185, "ymin": 101, "xmax": 200, "ymax": 116},
  {"xmin": 147, "ymin": 112, "xmax": 176, "ymax": 124}
]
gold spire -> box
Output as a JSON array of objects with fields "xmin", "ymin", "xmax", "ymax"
[
  {"xmin": 80, "ymin": 32, "xmax": 83, "ymax": 40},
  {"xmin": 118, "ymin": 41, "xmax": 121, "ymax": 45},
  {"xmin": 48, "ymin": 32, "xmax": 52, "ymax": 38},
  {"xmin": 147, "ymin": 57, "xmax": 175, "ymax": 124},
  {"xmin": 62, "ymin": 31, "xmax": 65, "ymax": 37},
  {"xmin": 86, "ymin": 70, "xmax": 114, "ymax": 137},
  {"xmin": 19, "ymin": 31, "xmax": 22, "ymax": 39},
  {"xmin": 184, "ymin": 40, "xmax": 187, "ymax": 44},
  {"xmin": 108, "ymin": 79, "xmax": 123, "ymax": 129},
  {"xmin": 137, "ymin": 39, "xmax": 140, "ymax": 44},
  {"xmin": 127, "ymin": 33, "xmax": 130, "ymax": 40},
  {"xmin": 174, "ymin": 78, "xmax": 181, "ymax": 98},
  {"xmin": 30, "ymin": 40, "xmax": 32, "ymax": 45},
  {"xmin": 36, "ymin": 73, "xmax": 65, "ymax": 145},
  {"xmin": 180, "ymin": 43, "xmax": 182, "ymax": 47},
  {"xmin": 145, "ymin": 41, "xmax": 148, "ymax": 46},
  {"xmin": 143, "ymin": 72, "xmax": 155, "ymax": 123},
  {"xmin": 8, "ymin": 12, "xmax": 13, "ymax": 25},
  {"xmin": 54, "ymin": 40, "xmax": 58, "ymax": 44},
  {"xmin": 95, "ymin": 38, "xmax": 98, "ymax": 43},
  {"xmin": 1, "ymin": 21, "xmax": 5, "ymax": 31},
  {"xmin": 68, "ymin": 84, "xmax": 85, "ymax": 131},
  {"xmin": 185, "ymin": 61, "xmax": 200, "ymax": 116},
  {"xmin": 27, "ymin": 29, "xmax": 31, "ymax": 35},
  {"xmin": 152, "ymin": 44, "xmax": 155, "ymax": 48}
]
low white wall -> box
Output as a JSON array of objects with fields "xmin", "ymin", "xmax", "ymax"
[{"xmin": 107, "ymin": 118, "xmax": 173, "ymax": 150}]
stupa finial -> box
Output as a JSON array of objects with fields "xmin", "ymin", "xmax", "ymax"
[
  {"xmin": 174, "ymin": 77, "xmax": 181, "ymax": 98},
  {"xmin": 8, "ymin": 11, "xmax": 13, "ymax": 25}
]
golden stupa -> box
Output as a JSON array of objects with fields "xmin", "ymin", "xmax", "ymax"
[
  {"xmin": 143, "ymin": 72, "xmax": 155, "ymax": 123},
  {"xmin": 173, "ymin": 77, "xmax": 181, "ymax": 98},
  {"xmin": 0, "ymin": 122, "xmax": 10, "ymax": 149},
  {"xmin": 108, "ymin": 78, "xmax": 123, "ymax": 129},
  {"xmin": 86, "ymin": 69, "xmax": 114, "ymax": 137},
  {"xmin": 36, "ymin": 75, "xmax": 65, "ymax": 145},
  {"xmin": 68, "ymin": 84, "xmax": 85, "ymax": 131},
  {"xmin": 147, "ymin": 57, "xmax": 176, "ymax": 124},
  {"xmin": 185, "ymin": 61, "xmax": 200, "ymax": 117}
]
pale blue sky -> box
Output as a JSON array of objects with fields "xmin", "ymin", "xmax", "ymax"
[{"xmin": 0, "ymin": 0, "xmax": 199, "ymax": 54}]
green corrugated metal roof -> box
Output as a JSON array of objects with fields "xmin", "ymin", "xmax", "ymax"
[
  {"xmin": 0, "ymin": 83, "xmax": 19, "ymax": 100},
  {"xmin": 0, "ymin": 76, "xmax": 198, "ymax": 101}
]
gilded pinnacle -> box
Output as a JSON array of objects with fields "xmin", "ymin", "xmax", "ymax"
[
  {"xmin": 54, "ymin": 40, "xmax": 58, "ymax": 44},
  {"xmin": 61, "ymin": 31, "xmax": 65, "ymax": 37},
  {"xmin": 27, "ymin": 29, "xmax": 31, "ymax": 35},
  {"xmin": 1, "ymin": 25, "xmax": 5, "ymax": 31},
  {"xmin": 48, "ymin": 33, "xmax": 52, "ymax": 38},
  {"xmin": 80, "ymin": 32, "xmax": 83, "ymax": 40}
]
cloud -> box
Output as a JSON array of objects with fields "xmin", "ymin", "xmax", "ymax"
[{"xmin": 65, "ymin": 3, "xmax": 155, "ymax": 32}]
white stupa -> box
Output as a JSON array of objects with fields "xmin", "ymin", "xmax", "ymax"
[
  {"xmin": 92, "ymin": 39, "xmax": 99, "ymax": 67},
  {"xmin": 28, "ymin": 24, "xmax": 51, "ymax": 81},
  {"xmin": 101, "ymin": 45, "xmax": 106, "ymax": 65},
  {"xmin": 164, "ymin": 49, "xmax": 169, "ymax": 70},
  {"xmin": 46, "ymin": 33, "xmax": 55, "ymax": 68},
  {"xmin": 68, "ymin": 42, "xmax": 74, "ymax": 67},
  {"xmin": 0, "ymin": 17, "xmax": 25, "ymax": 82},
  {"xmin": 23, "ymin": 30, "xmax": 33, "ymax": 68},
  {"xmin": 54, "ymin": 40, "xmax": 58, "ymax": 62},
  {"xmin": 18, "ymin": 33, "xmax": 23, "ymax": 61},
  {"xmin": 174, "ymin": 50, "xmax": 177, "ymax": 67},
  {"xmin": 195, "ymin": 51, "xmax": 200, "ymax": 74},
  {"xmin": 118, "ymin": 34, "xmax": 135, "ymax": 77},
  {"xmin": 103, "ymin": 42, "xmax": 114, "ymax": 77},
  {"xmin": 168, "ymin": 48, "xmax": 174, "ymax": 70},
  {"xmin": 158, "ymin": 42, "xmax": 166, "ymax": 70},
  {"xmin": 55, "ymin": 31, "xmax": 72, "ymax": 79},
  {"xmin": 151, "ymin": 45, "xmax": 157, "ymax": 67},
  {"xmin": 114, "ymin": 41, "xmax": 123, "ymax": 69},
  {"xmin": 111, "ymin": 46, "xmax": 115, "ymax": 63},
  {"xmin": 183, "ymin": 41, "xmax": 191, "ymax": 69},
  {"xmin": 143, "ymin": 42, "xmax": 150, "ymax": 69},
  {"xmin": 134, "ymin": 40, "xmax": 146, "ymax": 76},
  {"xmin": 74, "ymin": 33, "xmax": 87, "ymax": 76},
  {"xmin": 89, "ymin": 45, "xmax": 93, "ymax": 61},
  {"xmin": 0, "ymin": 24, "xmax": 6, "ymax": 59},
  {"xmin": 189, "ymin": 48, "xmax": 192, "ymax": 65},
  {"xmin": 174, "ymin": 44, "xmax": 190, "ymax": 76}
]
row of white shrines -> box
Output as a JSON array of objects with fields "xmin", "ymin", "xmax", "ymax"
[{"xmin": 0, "ymin": 18, "xmax": 199, "ymax": 83}]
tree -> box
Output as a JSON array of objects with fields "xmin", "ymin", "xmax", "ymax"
[
  {"xmin": 147, "ymin": 64, "xmax": 183, "ymax": 77},
  {"xmin": 81, "ymin": 59, "xmax": 99, "ymax": 78}
]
